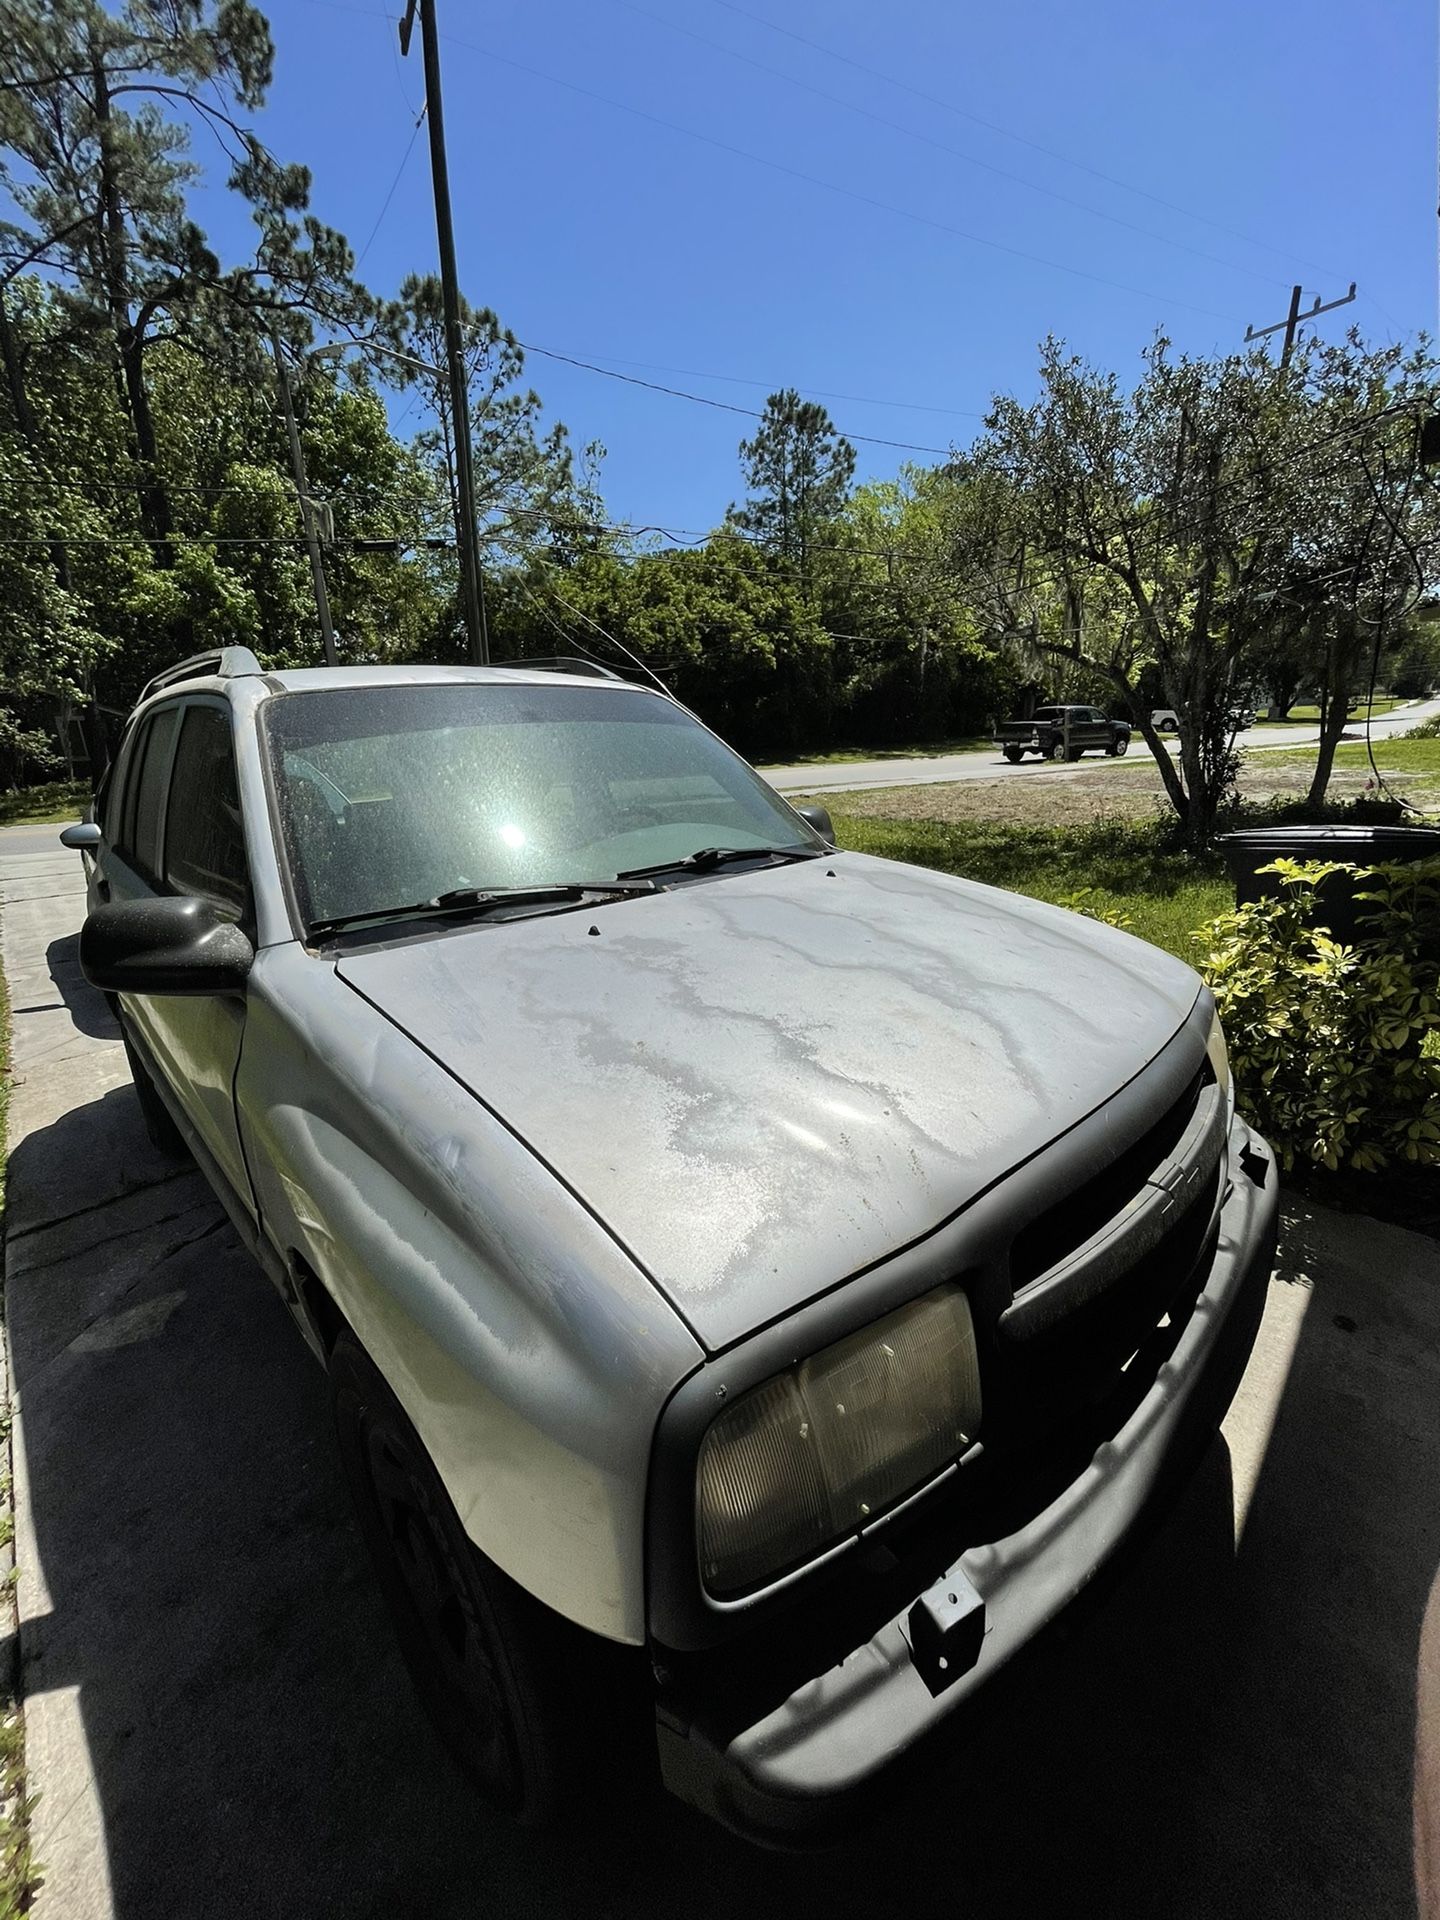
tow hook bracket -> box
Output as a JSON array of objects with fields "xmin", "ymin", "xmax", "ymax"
[
  {"xmin": 1239, "ymin": 1140, "xmax": 1269, "ymax": 1188},
  {"xmin": 905, "ymin": 1567, "xmax": 986, "ymax": 1695}
]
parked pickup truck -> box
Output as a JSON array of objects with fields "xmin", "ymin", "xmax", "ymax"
[
  {"xmin": 61, "ymin": 649, "xmax": 1276, "ymax": 1846},
  {"xmin": 995, "ymin": 705, "xmax": 1132, "ymax": 763}
]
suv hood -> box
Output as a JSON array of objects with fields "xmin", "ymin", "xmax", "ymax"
[{"xmin": 337, "ymin": 852, "xmax": 1201, "ymax": 1352}]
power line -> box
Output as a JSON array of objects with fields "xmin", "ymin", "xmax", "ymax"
[
  {"xmin": 491, "ymin": 392, "xmax": 1426, "ymax": 553},
  {"xmin": 514, "ymin": 346, "xmax": 984, "ymax": 419},
  {"xmin": 437, "ymin": 29, "xmax": 1243, "ymax": 325},
  {"xmin": 13, "ymin": 394, "xmax": 1418, "ymax": 546},
  {"xmin": 609, "ymin": 0, "xmax": 1294, "ymax": 293},
  {"xmin": 705, "ymin": 0, "xmax": 1344, "ymax": 280},
  {"xmin": 514, "ymin": 341, "xmax": 954, "ymax": 453},
  {"xmin": 355, "ymin": 109, "xmax": 425, "ymax": 268}
]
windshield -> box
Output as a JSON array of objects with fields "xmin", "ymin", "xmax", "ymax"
[{"xmin": 262, "ymin": 681, "xmax": 820, "ymax": 929}]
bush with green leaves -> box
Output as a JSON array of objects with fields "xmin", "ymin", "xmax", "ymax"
[{"xmin": 1195, "ymin": 858, "xmax": 1440, "ymax": 1173}]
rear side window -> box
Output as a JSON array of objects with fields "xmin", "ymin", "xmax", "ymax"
[
  {"xmin": 101, "ymin": 726, "xmax": 138, "ymax": 844},
  {"xmin": 130, "ymin": 707, "xmax": 180, "ymax": 880},
  {"xmin": 165, "ymin": 706, "xmax": 249, "ymax": 918}
]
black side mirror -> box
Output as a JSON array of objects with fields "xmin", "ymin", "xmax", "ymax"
[
  {"xmin": 793, "ymin": 803, "xmax": 835, "ymax": 844},
  {"xmin": 59, "ymin": 821, "xmax": 101, "ymax": 851},
  {"xmin": 79, "ymin": 897, "xmax": 254, "ymax": 997}
]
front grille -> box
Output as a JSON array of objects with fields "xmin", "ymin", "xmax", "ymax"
[
  {"xmin": 984, "ymin": 1062, "xmax": 1227, "ymax": 1456},
  {"xmin": 1009, "ymin": 1065, "xmax": 1207, "ymax": 1289}
]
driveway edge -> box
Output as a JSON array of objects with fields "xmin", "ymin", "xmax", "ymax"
[{"xmin": 0, "ymin": 949, "xmax": 41, "ymax": 1912}]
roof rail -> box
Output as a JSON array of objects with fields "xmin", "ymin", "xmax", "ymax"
[
  {"xmin": 138, "ymin": 647, "xmax": 265, "ymax": 706},
  {"xmin": 501, "ymin": 655, "xmax": 625, "ymax": 683}
]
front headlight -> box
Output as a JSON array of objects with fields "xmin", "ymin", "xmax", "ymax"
[
  {"xmin": 1205, "ymin": 1005, "xmax": 1233, "ymax": 1122},
  {"xmin": 696, "ymin": 1286, "xmax": 982, "ymax": 1597}
]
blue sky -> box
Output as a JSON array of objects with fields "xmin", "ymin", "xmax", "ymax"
[{"xmin": 201, "ymin": 0, "xmax": 1433, "ymax": 535}]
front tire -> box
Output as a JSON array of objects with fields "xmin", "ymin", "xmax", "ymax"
[
  {"xmin": 119, "ymin": 1015, "xmax": 186, "ymax": 1156},
  {"xmin": 1108, "ymin": 735, "xmax": 1130, "ymax": 757},
  {"xmin": 328, "ymin": 1334, "xmax": 575, "ymax": 1823}
]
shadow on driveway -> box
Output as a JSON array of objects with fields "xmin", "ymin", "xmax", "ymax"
[
  {"xmin": 42, "ymin": 933, "xmax": 118, "ymax": 1042},
  {"xmin": 7, "ymin": 1082, "xmax": 1437, "ymax": 1919}
]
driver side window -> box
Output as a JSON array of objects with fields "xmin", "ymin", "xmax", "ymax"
[{"xmin": 164, "ymin": 705, "xmax": 251, "ymax": 920}]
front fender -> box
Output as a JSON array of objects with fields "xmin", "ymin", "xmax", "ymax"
[{"xmin": 235, "ymin": 943, "xmax": 703, "ymax": 1644}]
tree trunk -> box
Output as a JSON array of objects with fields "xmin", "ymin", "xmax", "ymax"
[
  {"xmin": 1307, "ymin": 618, "xmax": 1352, "ymax": 807},
  {"xmin": 0, "ymin": 289, "xmax": 37, "ymax": 440},
  {"xmin": 1139, "ymin": 711, "xmax": 1194, "ymax": 825},
  {"xmin": 117, "ymin": 321, "xmax": 173, "ymax": 545},
  {"xmin": 91, "ymin": 48, "xmax": 173, "ymax": 555}
]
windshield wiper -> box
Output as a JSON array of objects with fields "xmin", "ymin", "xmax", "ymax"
[
  {"xmin": 308, "ymin": 878, "xmax": 656, "ymax": 939},
  {"xmin": 617, "ymin": 845, "xmax": 824, "ymax": 880}
]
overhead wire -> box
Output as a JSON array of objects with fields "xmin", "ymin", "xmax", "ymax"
[
  {"xmin": 608, "ymin": 0, "xmax": 1294, "ymax": 292},
  {"xmin": 510, "ymin": 348, "xmax": 983, "ymax": 418},
  {"xmin": 511, "ymin": 342, "xmax": 954, "ymax": 454},
  {"xmin": 705, "ymin": 0, "xmax": 1345, "ymax": 280},
  {"xmin": 354, "ymin": 109, "xmax": 424, "ymax": 268},
  {"xmin": 10, "ymin": 400, "xmax": 1418, "ymax": 566},
  {"xmin": 435, "ymin": 27, "xmax": 1243, "ymax": 326}
]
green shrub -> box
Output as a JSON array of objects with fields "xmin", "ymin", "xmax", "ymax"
[
  {"xmin": 1403, "ymin": 712, "xmax": 1440, "ymax": 740},
  {"xmin": 1195, "ymin": 858, "xmax": 1440, "ymax": 1173}
]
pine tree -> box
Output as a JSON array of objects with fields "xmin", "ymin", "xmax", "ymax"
[{"xmin": 730, "ymin": 389, "xmax": 855, "ymax": 598}]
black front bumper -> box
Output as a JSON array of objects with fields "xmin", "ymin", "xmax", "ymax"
[{"xmin": 656, "ymin": 1117, "xmax": 1280, "ymax": 1845}]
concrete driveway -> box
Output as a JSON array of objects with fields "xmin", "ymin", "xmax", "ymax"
[
  {"xmin": 761, "ymin": 694, "xmax": 1440, "ymax": 794},
  {"xmin": 3, "ymin": 821, "xmax": 1438, "ymax": 1919}
]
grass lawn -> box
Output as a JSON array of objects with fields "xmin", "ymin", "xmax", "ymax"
[
  {"xmin": 829, "ymin": 811, "xmax": 1230, "ymax": 961},
  {"xmin": 1259, "ymin": 736, "xmax": 1440, "ymax": 777},
  {"xmin": 1254, "ymin": 698, "xmax": 1404, "ymax": 726},
  {"xmin": 0, "ymin": 782, "xmax": 89, "ymax": 829},
  {"xmin": 760, "ymin": 735, "xmax": 990, "ymax": 768}
]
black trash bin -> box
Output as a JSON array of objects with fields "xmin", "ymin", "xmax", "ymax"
[{"xmin": 1216, "ymin": 823, "xmax": 1440, "ymax": 954}]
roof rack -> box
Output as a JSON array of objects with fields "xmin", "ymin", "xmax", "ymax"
[
  {"xmin": 138, "ymin": 647, "xmax": 265, "ymax": 706},
  {"xmin": 500, "ymin": 655, "xmax": 625, "ymax": 682}
]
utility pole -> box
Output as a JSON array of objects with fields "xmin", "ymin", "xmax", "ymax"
[
  {"xmin": 1245, "ymin": 282, "xmax": 1357, "ymax": 368},
  {"xmin": 269, "ymin": 326, "xmax": 338, "ymax": 668},
  {"xmin": 399, "ymin": 0, "xmax": 488, "ymax": 663}
]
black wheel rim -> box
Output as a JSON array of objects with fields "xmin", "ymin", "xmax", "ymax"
[{"xmin": 362, "ymin": 1423, "xmax": 520, "ymax": 1801}]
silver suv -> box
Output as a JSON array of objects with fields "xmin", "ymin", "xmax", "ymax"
[{"xmin": 63, "ymin": 648, "xmax": 1278, "ymax": 1844}]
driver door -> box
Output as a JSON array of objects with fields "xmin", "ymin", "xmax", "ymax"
[{"xmin": 112, "ymin": 698, "xmax": 256, "ymax": 1223}]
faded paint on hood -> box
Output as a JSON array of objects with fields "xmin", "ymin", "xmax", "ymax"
[{"xmin": 337, "ymin": 852, "xmax": 1201, "ymax": 1352}]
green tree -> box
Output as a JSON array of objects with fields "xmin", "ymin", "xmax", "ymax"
[
  {"xmin": 1279, "ymin": 334, "xmax": 1440, "ymax": 803},
  {"xmin": 825, "ymin": 469, "xmax": 1015, "ymax": 744},
  {"xmin": 730, "ymin": 389, "xmax": 856, "ymax": 600},
  {"xmin": 981, "ymin": 336, "xmax": 1320, "ymax": 845},
  {"xmin": 0, "ymin": 0, "xmax": 369, "ymax": 551},
  {"xmin": 378, "ymin": 276, "xmax": 604, "ymax": 555},
  {"xmin": 489, "ymin": 536, "xmax": 832, "ymax": 759}
]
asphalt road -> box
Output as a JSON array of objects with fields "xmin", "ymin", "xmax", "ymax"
[
  {"xmin": 762, "ymin": 695, "xmax": 1440, "ymax": 794},
  {"xmin": 3, "ymin": 822, "xmax": 1438, "ymax": 1920}
]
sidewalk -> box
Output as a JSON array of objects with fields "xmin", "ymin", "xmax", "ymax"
[{"xmin": 2, "ymin": 820, "xmax": 1438, "ymax": 1918}]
